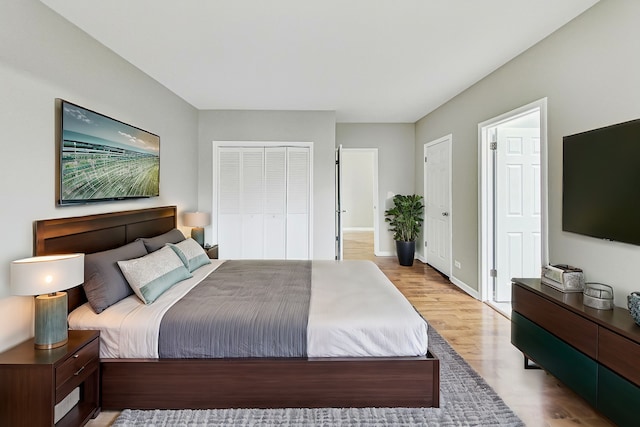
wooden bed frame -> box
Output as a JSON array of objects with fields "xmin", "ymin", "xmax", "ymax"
[{"xmin": 34, "ymin": 206, "xmax": 440, "ymax": 410}]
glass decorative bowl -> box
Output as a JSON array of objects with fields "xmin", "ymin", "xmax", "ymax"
[{"xmin": 627, "ymin": 292, "xmax": 640, "ymax": 326}]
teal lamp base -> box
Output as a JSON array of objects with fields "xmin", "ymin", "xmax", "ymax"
[
  {"xmin": 34, "ymin": 292, "xmax": 68, "ymax": 349},
  {"xmin": 191, "ymin": 227, "xmax": 205, "ymax": 247}
]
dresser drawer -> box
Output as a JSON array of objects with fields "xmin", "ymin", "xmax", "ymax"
[
  {"xmin": 511, "ymin": 311, "xmax": 598, "ymax": 406},
  {"xmin": 599, "ymin": 326, "xmax": 640, "ymax": 386},
  {"xmin": 56, "ymin": 337, "xmax": 99, "ymax": 401},
  {"xmin": 512, "ymin": 283, "xmax": 597, "ymax": 358}
]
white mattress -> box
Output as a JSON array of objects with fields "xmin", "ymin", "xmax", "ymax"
[{"xmin": 69, "ymin": 260, "xmax": 428, "ymax": 359}]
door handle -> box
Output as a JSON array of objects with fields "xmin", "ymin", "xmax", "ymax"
[{"xmin": 442, "ymin": 212, "xmax": 449, "ymax": 217}]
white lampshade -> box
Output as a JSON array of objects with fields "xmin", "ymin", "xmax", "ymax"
[
  {"xmin": 183, "ymin": 211, "xmax": 210, "ymax": 227},
  {"xmin": 11, "ymin": 254, "xmax": 85, "ymax": 296}
]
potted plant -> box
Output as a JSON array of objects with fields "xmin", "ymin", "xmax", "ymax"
[{"xmin": 384, "ymin": 194, "xmax": 425, "ymax": 266}]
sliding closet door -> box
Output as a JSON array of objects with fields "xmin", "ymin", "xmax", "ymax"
[
  {"xmin": 217, "ymin": 145, "xmax": 310, "ymax": 260},
  {"xmin": 286, "ymin": 147, "xmax": 310, "ymax": 260},
  {"xmin": 241, "ymin": 148, "xmax": 264, "ymax": 259},
  {"xmin": 218, "ymin": 148, "xmax": 242, "ymax": 259},
  {"xmin": 264, "ymin": 147, "xmax": 286, "ymax": 259}
]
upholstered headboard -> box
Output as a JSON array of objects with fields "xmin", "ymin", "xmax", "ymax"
[{"xmin": 34, "ymin": 206, "xmax": 177, "ymax": 312}]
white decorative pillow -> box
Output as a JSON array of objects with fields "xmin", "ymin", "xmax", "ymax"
[
  {"xmin": 167, "ymin": 238, "xmax": 211, "ymax": 272},
  {"xmin": 117, "ymin": 246, "xmax": 192, "ymax": 304}
]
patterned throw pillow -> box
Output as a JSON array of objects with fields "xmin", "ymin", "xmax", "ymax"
[
  {"xmin": 117, "ymin": 246, "xmax": 192, "ymax": 304},
  {"xmin": 167, "ymin": 238, "xmax": 212, "ymax": 272}
]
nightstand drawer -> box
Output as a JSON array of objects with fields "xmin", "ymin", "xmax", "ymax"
[
  {"xmin": 56, "ymin": 338, "xmax": 99, "ymax": 399},
  {"xmin": 0, "ymin": 330, "xmax": 100, "ymax": 427}
]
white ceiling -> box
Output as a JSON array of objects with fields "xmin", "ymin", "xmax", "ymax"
[{"xmin": 40, "ymin": 0, "xmax": 598, "ymax": 123}]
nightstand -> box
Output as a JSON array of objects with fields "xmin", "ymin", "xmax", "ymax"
[
  {"xmin": 0, "ymin": 330, "xmax": 100, "ymax": 427},
  {"xmin": 206, "ymin": 244, "xmax": 219, "ymax": 259}
]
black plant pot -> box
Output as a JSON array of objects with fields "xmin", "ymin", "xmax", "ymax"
[{"xmin": 395, "ymin": 240, "xmax": 415, "ymax": 266}]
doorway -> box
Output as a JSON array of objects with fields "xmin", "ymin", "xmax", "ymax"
[
  {"xmin": 335, "ymin": 148, "xmax": 379, "ymax": 260},
  {"xmin": 479, "ymin": 99, "xmax": 548, "ymax": 317}
]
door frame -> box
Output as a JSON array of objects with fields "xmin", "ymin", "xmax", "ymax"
[
  {"xmin": 423, "ymin": 134, "xmax": 453, "ymax": 276},
  {"xmin": 335, "ymin": 145, "xmax": 344, "ymax": 260},
  {"xmin": 478, "ymin": 98, "xmax": 549, "ymax": 302}
]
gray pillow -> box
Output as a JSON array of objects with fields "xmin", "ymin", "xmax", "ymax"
[
  {"xmin": 83, "ymin": 240, "xmax": 148, "ymax": 313},
  {"xmin": 137, "ymin": 228, "xmax": 185, "ymax": 252}
]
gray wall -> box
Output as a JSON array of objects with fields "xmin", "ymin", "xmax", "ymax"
[
  {"xmin": 336, "ymin": 124, "xmax": 415, "ymax": 255},
  {"xmin": 0, "ymin": 0, "xmax": 199, "ymax": 352},
  {"xmin": 198, "ymin": 110, "xmax": 337, "ymax": 259},
  {"xmin": 415, "ymin": 0, "xmax": 640, "ymax": 303}
]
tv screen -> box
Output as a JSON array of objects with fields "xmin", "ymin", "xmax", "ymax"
[
  {"xmin": 563, "ymin": 118, "xmax": 640, "ymax": 245},
  {"xmin": 57, "ymin": 100, "xmax": 160, "ymax": 205}
]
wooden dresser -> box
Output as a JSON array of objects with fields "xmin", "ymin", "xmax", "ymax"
[{"xmin": 511, "ymin": 279, "xmax": 640, "ymax": 427}]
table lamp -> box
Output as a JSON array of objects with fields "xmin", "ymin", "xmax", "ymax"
[
  {"xmin": 11, "ymin": 254, "xmax": 84, "ymax": 349},
  {"xmin": 183, "ymin": 211, "xmax": 210, "ymax": 247}
]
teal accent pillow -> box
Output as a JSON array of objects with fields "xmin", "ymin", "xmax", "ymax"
[
  {"xmin": 167, "ymin": 238, "xmax": 211, "ymax": 272},
  {"xmin": 117, "ymin": 246, "xmax": 192, "ymax": 304}
]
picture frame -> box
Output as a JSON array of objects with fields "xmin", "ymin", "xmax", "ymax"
[{"xmin": 56, "ymin": 99, "xmax": 160, "ymax": 205}]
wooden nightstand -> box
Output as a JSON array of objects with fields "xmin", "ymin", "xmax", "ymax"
[
  {"xmin": 206, "ymin": 244, "xmax": 219, "ymax": 259},
  {"xmin": 0, "ymin": 330, "xmax": 100, "ymax": 427}
]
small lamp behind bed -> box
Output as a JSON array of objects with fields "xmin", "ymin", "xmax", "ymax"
[
  {"xmin": 10, "ymin": 254, "xmax": 84, "ymax": 349},
  {"xmin": 183, "ymin": 211, "xmax": 210, "ymax": 247}
]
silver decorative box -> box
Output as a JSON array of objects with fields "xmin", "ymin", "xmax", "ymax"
[
  {"xmin": 583, "ymin": 283, "xmax": 614, "ymax": 310},
  {"xmin": 541, "ymin": 264, "xmax": 585, "ymax": 292}
]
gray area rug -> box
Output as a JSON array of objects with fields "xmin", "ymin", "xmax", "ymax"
[{"xmin": 113, "ymin": 328, "xmax": 524, "ymax": 426}]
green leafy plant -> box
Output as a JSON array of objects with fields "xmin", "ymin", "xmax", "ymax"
[{"xmin": 384, "ymin": 194, "xmax": 425, "ymax": 242}]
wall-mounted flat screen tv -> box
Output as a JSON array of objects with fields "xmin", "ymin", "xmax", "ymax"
[
  {"xmin": 563, "ymin": 118, "xmax": 640, "ymax": 246},
  {"xmin": 57, "ymin": 100, "xmax": 160, "ymax": 205}
]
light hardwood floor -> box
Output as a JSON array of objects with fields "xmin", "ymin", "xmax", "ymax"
[
  {"xmin": 345, "ymin": 231, "xmax": 613, "ymax": 427},
  {"xmin": 88, "ymin": 232, "xmax": 614, "ymax": 426}
]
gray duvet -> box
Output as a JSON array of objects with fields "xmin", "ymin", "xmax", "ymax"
[{"xmin": 158, "ymin": 260, "xmax": 311, "ymax": 358}]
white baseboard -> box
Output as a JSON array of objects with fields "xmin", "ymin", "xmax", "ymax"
[
  {"xmin": 375, "ymin": 250, "xmax": 395, "ymax": 257},
  {"xmin": 344, "ymin": 227, "xmax": 374, "ymax": 232},
  {"xmin": 416, "ymin": 254, "xmax": 426, "ymax": 263},
  {"xmin": 450, "ymin": 275, "xmax": 480, "ymax": 300}
]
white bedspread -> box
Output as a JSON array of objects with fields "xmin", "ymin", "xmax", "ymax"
[
  {"xmin": 308, "ymin": 260, "xmax": 428, "ymax": 357},
  {"xmin": 69, "ymin": 260, "xmax": 428, "ymax": 358}
]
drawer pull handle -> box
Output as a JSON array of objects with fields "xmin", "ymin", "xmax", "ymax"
[
  {"xmin": 73, "ymin": 366, "xmax": 85, "ymax": 376},
  {"xmin": 73, "ymin": 354, "xmax": 79, "ymax": 358}
]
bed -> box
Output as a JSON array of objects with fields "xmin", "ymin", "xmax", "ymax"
[{"xmin": 34, "ymin": 206, "xmax": 440, "ymax": 410}]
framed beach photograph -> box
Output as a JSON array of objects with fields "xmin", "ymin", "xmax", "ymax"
[{"xmin": 56, "ymin": 100, "xmax": 160, "ymax": 205}]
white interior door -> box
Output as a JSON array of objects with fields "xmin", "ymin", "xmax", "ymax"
[
  {"xmin": 286, "ymin": 147, "xmax": 310, "ymax": 260},
  {"xmin": 495, "ymin": 128, "xmax": 541, "ymax": 301},
  {"xmin": 218, "ymin": 148, "xmax": 242, "ymax": 259},
  {"xmin": 241, "ymin": 148, "xmax": 265, "ymax": 259},
  {"xmin": 216, "ymin": 144, "xmax": 311, "ymax": 260},
  {"xmin": 264, "ymin": 147, "xmax": 286, "ymax": 259},
  {"xmin": 424, "ymin": 136, "xmax": 451, "ymax": 276}
]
